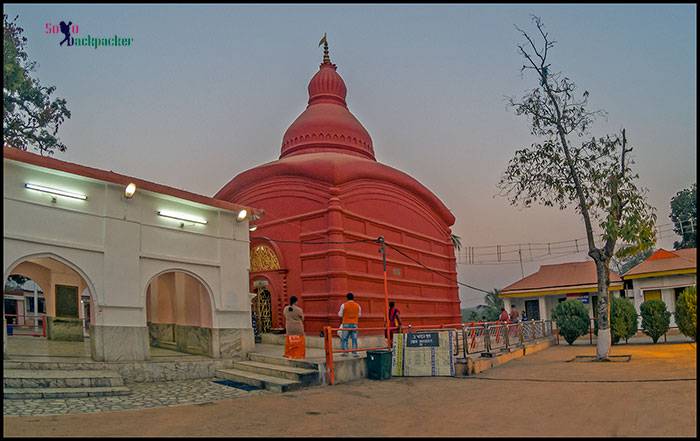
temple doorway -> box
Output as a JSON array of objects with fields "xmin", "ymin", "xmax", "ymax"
[{"xmin": 252, "ymin": 286, "xmax": 273, "ymax": 335}]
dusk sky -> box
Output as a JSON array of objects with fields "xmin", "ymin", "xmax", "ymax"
[{"xmin": 5, "ymin": 4, "xmax": 696, "ymax": 307}]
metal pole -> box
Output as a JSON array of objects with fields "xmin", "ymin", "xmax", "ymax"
[
  {"xmin": 378, "ymin": 237, "xmax": 390, "ymax": 346},
  {"xmin": 518, "ymin": 249, "xmax": 524, "ymax": 279}
]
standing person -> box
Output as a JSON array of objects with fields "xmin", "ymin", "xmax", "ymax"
[
  {"xmin": 388, "ymin": 301, "xmax": 402, "ymax": 342},
  {"xmin": 284, "ymin": 296, "xmax": 305, "ymax": 359},
  {"xmin": 509, "ymin": 306, "xmax": 520, "ymax": 323},
  {"xmin": 498, "ymin": 307, "xmax": 509, "ymax": 322},
  {"xmin": 338, "ymin": 292, "xmax": 361, "ymax": 357}
]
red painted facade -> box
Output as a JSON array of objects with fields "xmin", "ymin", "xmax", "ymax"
[{"xmin": 215, "ymin": 52, "xmax": 462, "ymax": 334}]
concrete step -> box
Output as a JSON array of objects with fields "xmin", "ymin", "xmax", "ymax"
[
  {"xmin": 260, "ymin": 333, "xmax": 386, "ymax": 349},
  {"xmin": 4, "ymin": 386, "xmax": 131, "ymax": 399},
  {"xmin": 233, "ymin": 361, "xmax": 319, "ymax": 385},
  {"xmin": 158, "ymin": 341, "xmax": 178, "ymax": 351},
  {"xmin": 215, "ymin": 368, "xmax": 301, "ymax": 393},
  {"xmin": 247, "ymin": 352, "xmax": 319, "ymax": 370},
  {"xmin": 4, "ymin": 360, "xmax": 106, "ymax": 371},
  {"xmin": 4, "ymin": 369, "xmax": 125, "ymax": 389}
]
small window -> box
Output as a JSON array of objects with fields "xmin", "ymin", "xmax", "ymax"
[
  {"xmin": 674, "ymin": 287, "xmax": 688, "ymax": 303},
  {"xmin": 643, "ymin": 290, "xmax": 662, "ymax": 302}
]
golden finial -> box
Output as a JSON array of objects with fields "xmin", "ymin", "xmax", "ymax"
[{"xmin": 318, "ymin": 32, "xmax": 330, "ymax": 64}]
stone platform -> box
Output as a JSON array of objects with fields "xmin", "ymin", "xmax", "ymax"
[{"xmin": 4, "ymin": 336, "xmax": 241, "ymax": 383}]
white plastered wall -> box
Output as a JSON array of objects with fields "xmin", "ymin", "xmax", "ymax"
[{"xmin": 3, "ymin": 158, "xmax": 253, "ymax": 355}]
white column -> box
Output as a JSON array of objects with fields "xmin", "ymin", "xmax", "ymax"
[
  {"xmin": 33, "ymin": 284, "xmax": 39, "ymax": 331},
  {"xmin": 538, "ymin": 297, "xmax": 548, "ymax": 321}
]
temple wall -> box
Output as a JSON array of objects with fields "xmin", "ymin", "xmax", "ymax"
[{"xmin": 230, "ymin": 175, "xmax": 461, "ymax": 334}]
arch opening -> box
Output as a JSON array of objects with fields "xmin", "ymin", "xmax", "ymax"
[
  {"xmin": 145, "ymin": 270, "xmax": 214, "ymax": 357},
  {"xmin": 4, "ymin": 255, "xmax": 95, "ymax": 346}
]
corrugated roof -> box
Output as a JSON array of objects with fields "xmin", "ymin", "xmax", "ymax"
[
  {"xmin": 502, "ymin": 260, "xmax": 622, "ymax": 293},
  {"xmin": 624, "ymin": 248, "xmax": 696, "ymax": 277},
  {"xmin": 4, "ymin": 147, "xmax": 261, "ymax": 216}
]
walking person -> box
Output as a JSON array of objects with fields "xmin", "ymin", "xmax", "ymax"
[
  {"xmin": 338, "ymin": 292, "xmax": 361, "ymax": 357},
  {"xmin": 509, "ymin": 306, "xmax": 520, "ymax": 323},
  {"xmin": 498, "ymin": 307, "xmax": 509, "ymax": 322},
  {"xmin": 284, "ymin": 296, "xmax": 305, "ymax": 359},
  {"xmin": 388, "ymin": 301, "xmax": 402, "ymax": 342}
]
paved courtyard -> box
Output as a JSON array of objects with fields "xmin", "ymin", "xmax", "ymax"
[
  {"xmin": 4, "ymin": 341, "xmax": 696, "ymax": 437},
  {"xmin": 3, "ymin": 378, "xmax": 267, "ymax": 417}
]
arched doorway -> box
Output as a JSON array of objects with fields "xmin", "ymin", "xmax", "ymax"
[
  {"xmin": 4, "ymin": 255, "xmax": 96, "ymax": 347},
  {"xmin": 145, "ymin": 270, "xmax": 214, "ymax": 357},
  {"xmin": 249, "ymin": 242, "xmax": 287, "ymax": 334},
  {"xmin": 252, "ymin": 284, "xmax": 273, "ymax": 335}
]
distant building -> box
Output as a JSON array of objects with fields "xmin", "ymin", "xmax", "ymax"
[
  {"xmin": 3, "ymin": 279, "xmax": 45, "ymax": 327},
  {"xmin": 499, "ymin": 261, "xmax": 623, "ymax": 321},
  {"xmin": 623, "ymin": 248, "xmax": 696, "ymax": 327}
]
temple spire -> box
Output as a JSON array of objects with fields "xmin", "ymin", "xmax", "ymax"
[{"xmin": 318, "ymin": 32, "xmax": 330, "ymax": 64}]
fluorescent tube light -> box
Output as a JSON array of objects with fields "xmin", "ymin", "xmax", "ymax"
[
  {"xmin": 157, "ymin": 209, "xmax": 207, "ymax": 225},
  {"xmin": 25, "ymin": 183, "xmax": 87, "ymax": 200}
]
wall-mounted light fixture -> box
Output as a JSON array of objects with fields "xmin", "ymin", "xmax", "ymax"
[
  {"xmin": 124, "ymin": 183, "xmax": 136, "ymax": 199},
  {"xmin": 249, "ymin": 225, "xmax": 258, "ymax": 232},
  {"xmin": 25, "ymin": 183, "xmax": 87, "ymax": 200},
  {"xmin": 236, "ymin": 209, "xmax": 248, "ymax": 222},
  {"xmin": 157, "ymin": 209, "xmax": 207, "ymax": 225}
]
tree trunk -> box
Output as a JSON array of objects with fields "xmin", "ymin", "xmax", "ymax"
[{"xmin": 595, "ymin": 259, "xmax": 612, "ymax": 359}]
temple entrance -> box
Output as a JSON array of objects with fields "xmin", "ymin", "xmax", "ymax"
[
  {"xmin": 252, "ymin": 286, "xmax": 273, "ymax": 334},
  {"xmin": 249, "ymin": 242, "xmax": 286, "ymax": 331}
]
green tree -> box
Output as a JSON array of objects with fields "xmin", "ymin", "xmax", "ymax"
[
  {"xmin": 498, "ymin": 16, "xmax": 656, "ymax": 359},
  {"xmin": 483, "ymin": 289, "xmax": 504, "ymax": 321},
  {"xmin": 552, "ymin": 300, "xmax": 590, "ymax": 345},
  {"xmin": 639, "ymin": 300, "xmax": 671, "ymax": 343},
  {"xmin": 669, "ymin": 183, "xmax": 696, "ymax": 249},
  {"xmin": 674, "ymin": 286, "xmax": 696, "ymax": 341},
  {"xmin": 4, "ymin": 14, "xmax": 70, "ymax": 155}
]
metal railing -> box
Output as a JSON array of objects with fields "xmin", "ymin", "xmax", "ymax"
[
  {"xmin": 4, "ymin": 313, "xmax": 47, "ymax": 337},
  {"xmin": 464, "ymin": 320, "xmax": 554, "ymax": 356},
  {"xmin": 322, "ymin": 319, "xmax": 555, "ymax": 384}
]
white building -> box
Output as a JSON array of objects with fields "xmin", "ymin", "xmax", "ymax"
[
  {"xmin": 4, "ymin": 147, "xmax": 260, "ymax": 361},
  {"xmin": 499, "ymin": 260, "xmax": 624, "ymax": 322},
  {"xmin": 623, "ymin": 248, "xmax": 696, "ymax": 327}
]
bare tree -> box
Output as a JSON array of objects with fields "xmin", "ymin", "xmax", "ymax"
[{"xmin": 498, "ymin": 16, "xmax": 656, "ymax": 359}]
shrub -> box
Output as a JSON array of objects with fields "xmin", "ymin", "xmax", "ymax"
[
  {"xmin": 675, "ymin": 286, "xmax": 697, "ymax": 341},
  {"xmin": 552, "ymin": 300, "xmax": 590, "ymax": 345},
  {"xmin": 610, "ymin": 296, "xmax": 638, "ymax": 343},
  {"xmin": 593, "ymin": 296, "xmax": 638, "ymax": 344},
  {"xmin": 639, "ymin": 300, "xmax": 671, "ymax": 343}
]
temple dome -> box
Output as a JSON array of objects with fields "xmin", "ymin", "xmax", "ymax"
[{"xmin": 280, "ymin": 59, "xmax": 375, "ymax": 160}]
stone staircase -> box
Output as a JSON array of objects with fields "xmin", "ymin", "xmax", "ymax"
[
  {"xmin": 3, "ymin": 367, "xmax": 130, "ymax": 399},
  {"xmin": 215, "ymin": 351, "xmax": 321, "ymax": 393}
]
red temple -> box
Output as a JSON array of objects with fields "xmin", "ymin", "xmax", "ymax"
[{"xmin": 215, "ymin": 44, "xmax": 462, "ymax": 334}]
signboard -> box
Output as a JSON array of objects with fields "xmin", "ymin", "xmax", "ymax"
[
  {"xmin": 578, "ymin": 296, "xmax": 589, "ymax": 304},
  {"xmin": 406, "ymin": 332, "xmax": 440, "ymax": 347},
  {"xmin": 253, "ymin": 279, "xmax": 268, "ymax": 288},
  {"xmin": 392, "ymin": 331, "xmax": 455, "ymax": 377}
]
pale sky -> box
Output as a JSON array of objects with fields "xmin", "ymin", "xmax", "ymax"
[{"xmin": 5, "ymin": 4, "xmax": 696, "ymax": 307}]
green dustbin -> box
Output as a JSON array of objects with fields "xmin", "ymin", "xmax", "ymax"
[{"xmin": 366, "ymin": 350, "xmax": 392, "ymax": 380}]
